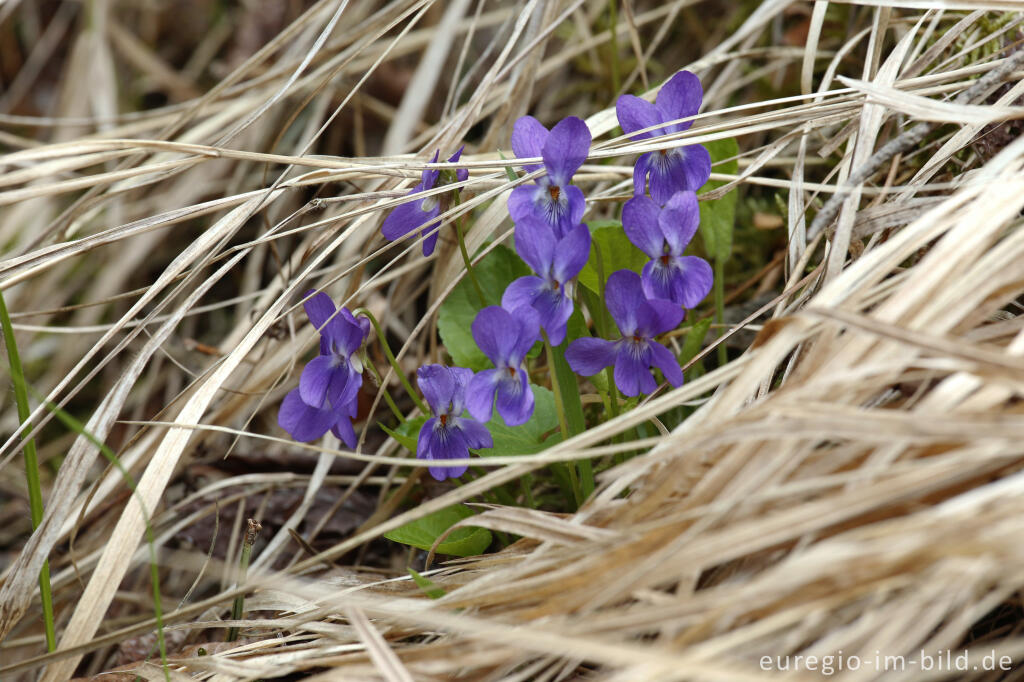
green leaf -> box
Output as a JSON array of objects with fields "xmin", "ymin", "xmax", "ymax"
[
  {"xmin": 497, "ymin": 150, "xmax": 519, "ymax": 182},
  {"xmin": 408, "ymin": 568, "xmax": 446, "ymax": 599},
  {"xmin": 384, "ymin": 504, "xmax": 493, "ymax": 557},
  {"xmin": 578, "ymin": 221, "xmax": 648, "ymax": 295},
  {"xmin": 478, "ymin": 385, "xmax": 560, "ymax": 456},
  {"xmin": 438, "ymin": 245, "xmax": 531, "ymax": 370},
  {"xmin": 380, "ymin": 417, "xmax": 427, "ymax": 453},
  {"xmin": 679, "ymin": 318, "xmax": 712, "ymax": 366},
  {"xmin": 698, "ymin": 137, "xmax": 740, "ymax": 263}
]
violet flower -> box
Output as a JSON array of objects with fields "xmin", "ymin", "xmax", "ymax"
[
  {"xmin": 622, "ymin": 191, "xmax": 712, "ymax": 308},
  {"xmin": 565, "ymin": 270, "xmax": 684, "ymax": 396},
  {"xmin": 508, "ymin": 115, "xmax": 591, "ymax": 238},
  {"xmin": 417, "ymin": 365, "xmax": 493, "ymax": 481},
  {"xmin": 616, "ymin": 70, "xmax": 711, "ymax": 205},
  {"xmin": 381, "ymin": 147, "xmax": 469, "ymax": 256},
  {"xmin": 501, "ymin": 215, "xmax": 590, "ymax": 345},
  {"xmin": 278, "ymin": 291, "xmax": 370, "ymax": 447},
  {"xmin": 466, "ymin": 306, "xmax": 540, "ymax": 426}
]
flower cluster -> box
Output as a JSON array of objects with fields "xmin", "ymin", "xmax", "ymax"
[
  {"xmin": 280, "ymin": 70, "xmax": 717, "ymax": 483},
  {"xmin": 565, "ymin": 69, "xmax": 712, "ymax": 395},
  {"xmin": 278, "ymin": 292, "xmax": 369, "ymax": 448}
]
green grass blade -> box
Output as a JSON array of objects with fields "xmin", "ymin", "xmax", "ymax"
[
  {"xmin": 41, "ymin": 397, "xmax": 170, "ymax": 682},
  {"xmin": 0, "ymin": 289, "xmax": 56, "ymax": 652}
]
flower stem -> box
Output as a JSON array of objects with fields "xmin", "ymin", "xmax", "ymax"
[
  {"xmin": 227, "ymin": 519, "xmax": 261, "ymax": 642},
  {"xmin": 714, "ymin": 256, "xmax": 727, "ymax": 367},
  {"xmin": 544, "ymin": 332, "xmax": 592, "ymax": 504},
  {"xmin": 362, "ymin": 350, "xmax": 405, "ymax": 423},
  {"xmin": 355, "ymin": 308, "xmax": 427, "ymax": 414},
  {"xmin": 0, "ymin": 289, "xmax": 55, "ymax": 652},
  {"xmin": 453, "ymin": 195, "xmax": 487, "ymax": 308}
]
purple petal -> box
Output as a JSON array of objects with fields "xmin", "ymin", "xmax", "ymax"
[
  {"xmin": 278, "ymin": 388, "xmax": 335, "ymax": 442},
  {"xmin": 430, "ymin": 427, "xmax": 468, "ymax": 471},
  {"xmin": 536, "ymin": 290, "xmax": 574, "ymax": 346},
  {"xmin": 636, "ymin": 297, "xmax": 685, "ymax": 337},
  {"xmin": 417, "ymin": 417, "xmax": 438, "ymax": 459},
  {"xmin": 331, "ymin": 417, "xmax": 357, "ymax": 449},
  {"xmin": 299, "ymin": 355, "xmax": 334, "ymax": 408},
  {"xmin": 421, "ymin": 222, "xmax": 441, "ymax": 257},
  {"xmin": 648, "ymin": 154, "xmax": 682, "ymax": 205},
  {"xmin": 604, "ymin": 270, "xmax": 648, "ymax": 336},
  {"xmin": 512, "ymin": 307, "xmax": 541, "ymax": 361},
  {"xmin": 542, "ymin": 116, "xmax": 591, "ymax": 187},
  {"xmin": 502, "ymin": 276, "xmax": 546, "ymax": 313},
  {"xmin": 448, "ymin": 146, "xmax": 468, "ymax": 183},
  {"xmin": 448, "ymin": 366, "xmax": 475, "ymax": 414},
  {"xmin": 329, "ymin": 365, "xmax": 362, "ymax": 414},
  {"xmin": 632, "ymin": 153, "xmax": 653, "ymax": 197},
  {"xmin": 679, "ymin": 145, "xmax": 712, "ymax": 193},
  {"xmin": 641, "ymin": 260, "xmax": 675, "ymax": 303},
  {"xmin": 616, "ymin": 95, "xmax": 662, "ymax": 139},
  {"xmin": 495, "ymin": 371, "xmax": 534, "ymax": 426},
  {"xmin": 420, "ymin": 150, "xmax": 441, "ymax": 189},
  {"xmin": 508, "ymin": 185, "xmax": 542, "ymax": 225},
  {"xmin": 566, "ymin": 337, "xmax": 616, "ymax": 376},
  {"xmin": 614, "ymin": 344, "xmax": 656, "ymax": 397},
  {"xmin": 417, "ymin": 419, "xmax": 469, "ymax": 481},
  {"xmin": 648, "ymin": 340, "xmax": 683, "ymax": 387},
  {"xmin": 457, "ymin": 417, "xmax": 493, "ymax": 450},
  {"xmin": 674, "ymin": 256, "xmax": 713, "ymax": 308},
  {"xmin": 513, "ymin": 214, "xmax": 556, "ymax": 276},
  {"xmin": 472, "ymin": 306, "xmax": 519, "ymax": 366},
  {"xmin": 325, "ymin": 312, "xmax": 367, "ymax": 357},
  {"xmin": 552, "ymin": 223, "xmax": 591, "ymax": 283},
  {"xmin": 418, "ymin": 364, "xmax": 456, "ymax": 415},
  {"xmin": 381, "ymin": 189, "xmax": 429, "ymax": 240},
  {"xmin": 466, "ymin": 369, "xmax": 499, "ymax": 423},
  {"xmin": 659, "ymin": 191, "xmax": 700, "ymax": 254},
  {"xmin": 511, "ymin": 115, "xmax": 548, "ymax": 173},
  {"xmin": 622, "ymin": 195, "xmax": 665, "ymax": 259},
  {"xmin": 303, "ymin": 291, "xmax": 336, "ymax": 330},
  {"xmin": 562, "ymin": 184, "xmax": 586, "ymax": 237},
  {"xmin": 654, "ymin": 71, "xmax": 702, "ymax": 134}
]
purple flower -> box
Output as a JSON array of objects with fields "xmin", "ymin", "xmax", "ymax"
[
  {"xmin": 501, "ymin": 216, "xmax": 590, "ymax": 345},
  {"xmin": 465, "ymin": 306, "xmax": 540, "ymax": 426},
  {"xmin": 508, "ymin": 116, "xmax": 591, "ymax": 238},
  {"xmin": 565, "ymin": 271, "xmax": 684, "ymax": 397},
  {"xmin": 616, "ymin": 71, "xmax": 711, "ymax": 205},
  {"xmin": 278, "ymin": 291, "xmax": 370, "ymax": 447},
  {"xmin": 381, "ymin": 147, "xmax": 469, "ymax": 256},
  {"xmin": 622, "ymin": 191, "xmax": 712, "ymax": 308},
  {"xmin": 417, "ymin": 365, "xmax": 493, "ymax": 481}
]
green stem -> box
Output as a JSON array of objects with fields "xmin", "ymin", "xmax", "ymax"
[
  {"xmin": 714, "ymin": 256, "xmax": 727, "ymax": 367},
  {"xmin": 42, "ymin": 396, "xmax": 169, "ymax": 680},
  {"xmin": 227, "ymin": 519, "xmax": 260, "ymax": 642},
  {"xmin": 544, "ymin": 332, "xmax": 591, "ymax": 504},
  {"xmin": 453, "ymin": 196, "xmax": 486, "ymax": 308},
  {"xmin": 0, "ymin": 290, "xmax": 55, "ymax": 652},
  {"xmin": 355, "ymin": 309, "xmax": 427, "ymax": 414},
  {"xmin": 362, "ymin": 350, "xmax": 404, "ymax": 423},
  {"xmin": 519, "ymin": 475, "xmax": 536, "ymax": 509}
]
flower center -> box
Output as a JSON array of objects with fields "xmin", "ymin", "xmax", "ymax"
[
  {"xmin": 659, "ymin": 254, "xmax": 671, "ymax": 266},
  {"xmin": 439, "ymin": 414, "xmax": 448, "ymax": 426},
  {"xmin": 506, "ymin": 366, "xmax": 516, "ymax": 377},
  {"xmin": 548, "ymin": 185, "xmax": 561, "ymax": 202}
]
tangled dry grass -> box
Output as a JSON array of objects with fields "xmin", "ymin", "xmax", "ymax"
[{"xmin": 3, "ymin": 0, "xmax": 1024, "ymax": 679}]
